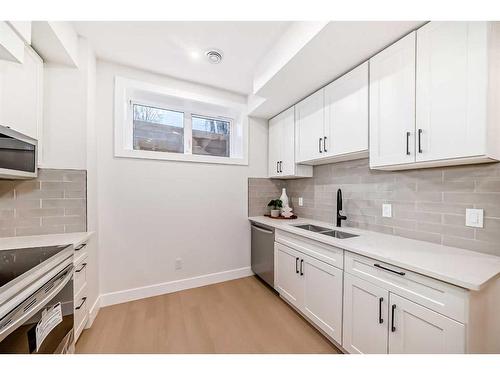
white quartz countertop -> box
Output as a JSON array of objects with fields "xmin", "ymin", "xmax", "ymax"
[
  {"xmin": 0, "ymin": 232, "xmax": 93, "ymax": 252},
  {"xmin": 249, "ymin": 216, "xmax": 500, "ymax": 291}
]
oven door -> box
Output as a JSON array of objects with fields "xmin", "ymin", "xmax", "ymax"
[{"xmin": 0, "ymin": 265, "xmax": 74, "ymax": 354}]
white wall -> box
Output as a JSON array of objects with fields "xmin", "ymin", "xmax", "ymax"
[
  {"xmin": 95, "ymin": 61, "xmax": 268, "ymax": 303},
  {"xmin": 41, "ymin": 37, "xmax": 90, "ymax": 169}
]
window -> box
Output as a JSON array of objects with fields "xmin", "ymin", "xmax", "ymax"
[
  {"xmin": 192, "ymin": 115, "xmax": 230, "ymax": 157},
  {"xmin": 133, "ymin": 104, "xmax": 184, "ymax": 153},
  {"xmin": 115, "ymin": 77, "xmax": 247, "ymax": 165}
]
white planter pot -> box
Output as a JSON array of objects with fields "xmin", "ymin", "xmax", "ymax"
[{"xmin": 270, "ymin": 209, "xmax": 280, "ymax": 218}]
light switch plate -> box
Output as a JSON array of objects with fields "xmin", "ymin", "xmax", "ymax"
[
  {"xmin": 298, "ymin": 197, "xmax": 303, "ymax": 207},
  {"xmin": 382, "ymin": 204, "xmax": 392, "ymax": 218},
  {"xmin": 466, "ymin": 208, "xmax": 484, "ymax": 228}
]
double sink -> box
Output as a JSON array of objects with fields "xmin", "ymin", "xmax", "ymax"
[{"xmin": 293, "ymin": 224, "xmax": 358, "ymax": 239}]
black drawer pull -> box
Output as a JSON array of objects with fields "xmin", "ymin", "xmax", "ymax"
[
  {"xmin": 75, "ymin": 243, "xmax": 87, "ymax": 251},
  {"xmin": 76, "ymin": 297, "xmax": 87, "ymax": 310},
  {"xmin": 418, "ymin": 128, "xmax": 423, "ymax": 153},
  {"xmin": 374, "ymin": 263, "xmax": 405, "ymax": 276},
  {"xmin": 75, "ymin": 263, "xmax": 87, "ymax": 273},
  {"xmin": 391, "ymin": 304, "xmax": 397, "ymax": 332},
  {"xmin": 323, "ymin": 137, "xmax": 327, "ymax": 153},
  {"xmin": 406, "ymin": 131, "xmax": 411, "ymax": 155},
  {"xmin": 295, "ymin": 257, "xmax": 299, "ymax": 274},
  {"xmin": 378, "ymin": 297, "xmax": 384, "ymax": 324},
  {"xmin": 319, "ymin": 138, "xmax": 323, "ymax": 153},
  {"xmin": 300, "ymin": 259, "xmax": 304, "ymax": 276}
]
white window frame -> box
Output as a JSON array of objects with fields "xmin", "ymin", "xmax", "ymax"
[{"xmin": 114, "ymin": 76, "xmax": 248, "ymax": 165}]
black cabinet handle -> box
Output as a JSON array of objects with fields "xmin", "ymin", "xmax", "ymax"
[
  {"xmin": 374, "ymin": 263, "xmax": 405, "ymax": 276},
  {"xmin": 379, "ymin": 297, "xmax": 384, "ymax": 324},
  {"xmin": 406, "ymin": 131, "xmax": 411, "ymax": 155},
  {"xmin": 75, "ymin": 243, "xmax": 87, "ymax": 251},
  {"xmin": 300, "ymin": 259, "xmax": 304, "ymax": 276},
  {"xmin": 319, "ymin": 138, "xmax": 323, "ymax": 153},
  {"xmin": 75, "ymin": 263, "xmax": 87, "ymax": 273},
  {"xmin": 295, "ymin": 257, "xmax": 299, "ymax": 274},
  {"xmin": 276, "ymin": 162, "xmax": 279, "ymax": 174},
  {"xmin": 391, "ymin": 304, "xmax": 396, "ymax": 332},
  {"xmin": 418, "ymin": 129, "xmax": 423, "ymax": 153},
  {"xmin": 279, "ymin": 161, "xmax": 283, "ymax": 173},
  {"xmin": 323, "ymin": 137, "xmax": 327, "ymax": 153},
  {"xmin": 76, "ymin": 297, "xmax": 87, "ymax": 310}
]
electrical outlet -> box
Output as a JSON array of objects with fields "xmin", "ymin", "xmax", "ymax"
[
  {"xmin": 382, "ymin": 204, "xmax": 392, "ymax": 218},
  {"xmin": 466, "ymin": 208, "xmax": 484, "ymax": 228},
  {"xmin": 175, "ymin": 258, "xmax": 183, "ymax": 270},
  {"xmin": 298, "ymin": 197, "xmax": 303, "ymax": 206}
]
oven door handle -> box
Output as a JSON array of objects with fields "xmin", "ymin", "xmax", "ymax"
[{"xmin": 0, "ymin": 265, "xmax": 74, "ymax": 343}]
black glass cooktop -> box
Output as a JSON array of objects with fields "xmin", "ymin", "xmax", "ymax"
[{"xmin": 0, "ymin": 246, "xmax": 68, "ymax": 288}]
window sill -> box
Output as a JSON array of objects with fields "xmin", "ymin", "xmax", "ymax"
[{"xmin": 115, "ymin": 148, "xmax": 249, "ymax": 166}]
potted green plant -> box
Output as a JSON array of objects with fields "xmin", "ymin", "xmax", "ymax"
[{"xmin": 267, "ymin": 199, "xmax": 283, "ymax": 218}]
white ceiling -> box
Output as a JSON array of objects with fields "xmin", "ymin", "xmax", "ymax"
[{"xmin": 73, "ymin": 21, "xmax": 290, "ymax": 95}]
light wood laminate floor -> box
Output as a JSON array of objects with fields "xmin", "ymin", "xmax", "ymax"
[{"xmin": 76, "ymin": 276, "xmax": 341, "ymax": 354}]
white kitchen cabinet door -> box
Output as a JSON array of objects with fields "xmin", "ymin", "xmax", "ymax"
[
  {"xmin": 302, "ymin": 254, "xmax": 343, "ymax": 344},
  {"xmin": 0, "ymin": 45, "xmax": 43, "ymax": 140},
  {"xmin": 268, "ymin": 114, "xmax": 281, "ymax": 177},
  {"xmin": 388, "ymin": 294, "xmax": 465, "ymax": 354},
  {"xmin": 416, "ymin": 22, "xmax": 488, "ymax": 162},
  {"xmin": 324, "ymin": 62, "xmax": 368, "ymax": 159},
  {"xmin": 280, "ymin": 107, "xmax": 296, "ymax": 176},
  {"xmin": 275, "ymin": 243, "xmax": 302, "ymax": 308},
  {"xmin": 295, "ymin": 89, "xmax": 325, "ymax": 163},
  {"xmin": 369, "ymin": 31, "xmax": 416, "ymax": 168},
  {"xmin": 343, "ymin": 273, "xmax": 389, "ymax": 354}
]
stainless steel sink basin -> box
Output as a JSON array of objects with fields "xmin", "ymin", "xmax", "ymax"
[
  {"xmin": 293, "ymin": 224, "xmax": 331, "ymax": 233},
  {"xmin": 293, "ymin": 223, "xmax": 359, "ymax": 239},
  {"xmin": 321, "ymin": 230, "xmax": 358, "ymax": 239}
]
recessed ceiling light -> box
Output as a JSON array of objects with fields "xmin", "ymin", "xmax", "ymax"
[
  {"xmin": 205, "ymin": 49, "xmax": 223, "ymax": 64},
  {"xmin": 189, "ymin": 50, "xmax": 200, "ymax": 60}
]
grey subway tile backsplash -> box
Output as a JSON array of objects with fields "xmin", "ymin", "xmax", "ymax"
[
  {"xmin": 0, "ymin": 169, "xmax": 87, "ymax": 238},
  {"xmin": 248, "ymin": 158, "xmax": 500, "ymax": 256}
]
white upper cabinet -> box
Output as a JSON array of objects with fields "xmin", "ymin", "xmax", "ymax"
[
  {"xmin": 416, "ymin": 22, "xmax": 488, "ymax": 162},
  {"xmin": 295, "ymin": 89, "xmax": 325, "ymax": 163},
  {"xmin": 268, "ymin": 107, "xmax": 312, "ymax": 178},
  {"xmin": 369, "ymin": 32, "xmax": 416, "ymax": 168},
  {"xmin": 370, "ymin": 21, "xmax": 500, "ymax": 170},
  {"xmin": 388, "ymin": 294, "xmax": 465, "ymax": 354},
  {"xmin": 0, "ymin": 45, "xmax": 43, "ymax": 141},
  {"xmin": 324, "ymin": 62, "xmax": 369, "ymax": 161},
  {"xmin": 295, "ymin": 63, "xmax": 370, "ymax": 166}
]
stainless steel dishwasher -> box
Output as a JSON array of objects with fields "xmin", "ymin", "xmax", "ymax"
[{"xmin": 251, "ymin": 223, "xmax": 275, "ymax": 288}]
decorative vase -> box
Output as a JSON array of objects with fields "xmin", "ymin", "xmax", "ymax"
[{"xmin": 280, "ymin": 188, "xmax": 289, "ymax": 210}]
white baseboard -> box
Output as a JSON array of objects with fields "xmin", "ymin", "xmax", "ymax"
[
  {"xmin": 85, "ymin": 296, "xmax": 101, "ymax": 329},
  {"xmin": 99, "ymin": 266, "xmax": 254, "ymax": 307}
]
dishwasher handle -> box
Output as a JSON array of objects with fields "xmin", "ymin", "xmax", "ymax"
[{"xmin": 251, "ymin": 224, "xmax": 273, "ymax": 235}]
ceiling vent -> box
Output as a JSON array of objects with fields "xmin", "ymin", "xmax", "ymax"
[{"xmin": 205, "ymin": 49, "xmax": 223, "ymax": 64}]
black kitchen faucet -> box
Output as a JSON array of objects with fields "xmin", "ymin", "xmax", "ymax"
[{"xmin": 336, "ymin": 189, "xmax": 347, "ymax": 227}]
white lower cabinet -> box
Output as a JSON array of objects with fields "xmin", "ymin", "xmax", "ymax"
[
  {"xmin": 275, "ymin": 243, "xmax": 303, "ymax": 306},
  {"xmin": 343, "ymin": 272, "xmax": 466, "ymax": 354},
  {"xmin": 343, "ymin": 273, "xmax": 389, "ymax": 354},
  {"xmin": 388, "ymin": 294, "xmax": 465, "ymax": 354},
  {"xmin": 275, "ymin": 241, "xmax": 343, "ymax": 344}
]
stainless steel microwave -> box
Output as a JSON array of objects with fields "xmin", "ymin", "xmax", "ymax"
[{"xmin": 0, "ymin": 125, "xmax": 38, "ymax": 179}]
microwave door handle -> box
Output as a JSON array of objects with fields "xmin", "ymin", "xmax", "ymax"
[{"xmin": 0, "ymin": 266, "xmax": 74, "ymax": 343}]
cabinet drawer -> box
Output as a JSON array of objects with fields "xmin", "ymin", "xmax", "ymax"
[
  {"xmin": 74, "ymin": 289, "xmax": 88, "ymax": 342},
  {"xmin": 275, "ymin": 229, "xmax": 344, "ymax": 269},
  {"xmin": 74, "ymin": 256, "xmax": 88, "ymax": 296},
  {"xmin": 345, "ymin": 252, "xmax": 468, "ymax": 323}
]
